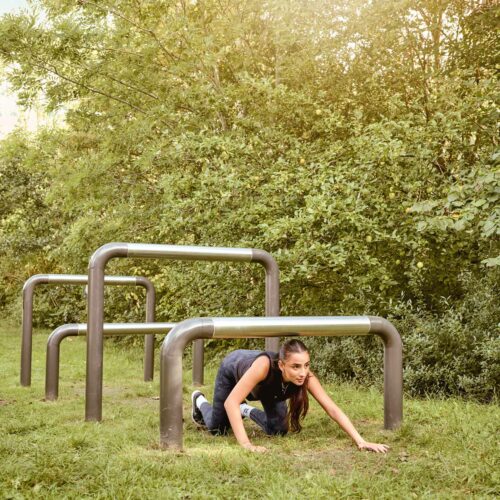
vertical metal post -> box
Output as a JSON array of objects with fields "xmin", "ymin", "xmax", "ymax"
[
  {"xmin": 252, "ymin": 250, "xmax": 280, "ymax": 352},
  {"xmin": 87, "ymin": 264, "xmax": 106, "ymax": 421},
  {"xmin": 368, "ymin": 316, "xmax": 403, "ymax": 429},
  {"xmin": 45, "ymin": 324, "xmax": 80, "ymax": 401},
  {"xmin": 87, "ymin": 244, "xmax": 128, "ymax": 421},
  {"xmin": 137, "ymin": 277, "xmax": 156, "ymax": 381},
  {"xmin": 192, "ymin": 339, "xmax": 204, "ymax": 386},
  {"xmin": 160, "ymin": 319, "xmax": 214, "ymax": 449},
  {"xmin": 21, "ymin": 275, "xmax": 49, "ymax": 386}
]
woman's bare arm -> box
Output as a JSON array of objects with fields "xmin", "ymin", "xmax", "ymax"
[
  {"xmin": 307, "ymin": 373, "xmax": 389, "ymax": 453},
  {"xmin": 223, "ymin": 356, "xmax": 270, "ymax": 452}
]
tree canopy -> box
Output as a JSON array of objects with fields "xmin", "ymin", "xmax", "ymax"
[{"xmin": 0, "ymin": 0, "xmax": 498, "ymax": 398}]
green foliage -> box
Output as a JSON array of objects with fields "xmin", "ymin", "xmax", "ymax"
[
  {"xmin": 308, "ymin": 271, "xmax": 499, "ymax": 402},
  {"xmin": 0, "ymin": 132, "xmax": 61, "ymax": 312},
  {"xmin": 0, "ymin": 0, "xmax": 498, "ymax": 397}
]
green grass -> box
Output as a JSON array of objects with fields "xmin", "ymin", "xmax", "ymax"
[{"xmin": 1, "ymin": 322, "xmax": 498, "ymax": 499}]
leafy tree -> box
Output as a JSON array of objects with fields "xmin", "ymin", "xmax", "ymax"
[{"xmin": 0, "ymin": 0, "xmax": 497, "ymax": 396}]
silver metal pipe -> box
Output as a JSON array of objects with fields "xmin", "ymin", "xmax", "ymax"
[
  {"xmin": 91, "ymin": 322, "xmax": 176, "ymax": 334},
  {"xmin": 159, "ymin": 316, "xmax": 403, "ymax": 450},
  {"xmin": 160, "ymin": 319, "xmax": 214, "ymax": 448},
  {"xmin": 45, "ymin": 322, "xmax": 175, "ymax": 401},
  {"xmin": 368, "ymin": 316, "xmax": 403, "ymax": 429},
  {"xmin": 86, "ymin": 243, "xmax": 281, "ymax": 422},
  {"xmin": 21, "ymin": 272, "xmax": 157, "ymax": 387},
  {"xmin": 251, "ymin": 250, "xmax": 280, "ymax": 352},
  {"xmin": 21, "ymin": 274, "xmax": 50, "ymax": 386},
  {"xmin": 136, "ymin": 277, "xmax": 156, "ymax": 381},
  {"xmin": 127, "ymin": 243, "xmax": 253, "ymax": 261},
  {"xmin": 211, "ymin": 316, "xmax": 371, "ymax": 338},
  {"xmin": 47, "ymin": 274, "xmax": 147, "ymax": 285}
]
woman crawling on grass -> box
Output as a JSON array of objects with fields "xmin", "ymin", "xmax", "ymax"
[{"xmin": 191, "ymin": 339, "xmax": 389, "ymax": 453}]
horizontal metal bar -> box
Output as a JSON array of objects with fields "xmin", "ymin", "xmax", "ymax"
[
  {"xmin": 46, "ymin": 274, "xmax": 88, "ymax": 284},
  {"xmin": 211, "ymin": 316, "xmax": 371, "ymax": 338},
  {"xmin": 126, "ymin": 243, "xmax": 253, "ymax": 261},
  {"xmin": 46, "ymin": 274, "xmax": 142, "ymax": 285},
  {"xmin": 75, "ymin": 322, "xmax": 176, "ymax": 336}
]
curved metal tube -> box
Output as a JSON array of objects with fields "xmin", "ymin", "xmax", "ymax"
[
  {"xmin": 251, "ymin": 249, "xmax": 280, "ymax": 352},
  {"xmin": 160, "ymin": 319, "xmax": 215, "ymax": 447},
  {"xmin": 21, "ymin": 274, "xmax": 50, "ymax": 387},
  {"xmin": 45, "ymin": 322, "xmax": 175, "ymax": 402},
  {"xmin": 21, "ymin": 273, "xmax": 157, "ymax": 387},
  {"xmin": 368, "ymin": 316, "xmax": 403, "ymax": 430},
  {"xmin": 45, "ymin": 324, "xmax": 80, "ymax": 401},
  {"xmin": 159, "ymin": 316, "xmax": 403, "ymax": 450},
  {"xmin": 86, "ymin": 243, "xmax": 280, "ymax": 422}
]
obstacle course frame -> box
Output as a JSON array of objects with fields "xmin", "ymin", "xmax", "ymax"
[
  {"xmin": 21, "ymin": 274, "xmax": 156, "ymax": 386},
  {"xmin": 159, "ymin": 316, "xmax": 403, "ymax": 450},
  {"xmin": 85, "ymin": 243, "xmax": 280, "ymax": 421}
]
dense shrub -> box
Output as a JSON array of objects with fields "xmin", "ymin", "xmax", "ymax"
[
  {"xmin": 0, "ymin": 0, "xmax": 498, "ymax": 400},
  {"xmin": 307, "ymin": 271, "xmax": 499, "ymax": 401}
]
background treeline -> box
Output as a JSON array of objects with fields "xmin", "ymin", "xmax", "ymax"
[{"xmin": 0, "ymin": 0, "xmax": 498, "ymax": 400}]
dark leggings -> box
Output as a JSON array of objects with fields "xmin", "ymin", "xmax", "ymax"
[{"xmin": 199, "ymin": 362, "xmax": 288, "ymax": 436}]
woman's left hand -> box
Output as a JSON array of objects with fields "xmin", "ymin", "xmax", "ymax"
[{"xmin": 357, "ymin": 441, "xmax": 390, "ymax": 453}]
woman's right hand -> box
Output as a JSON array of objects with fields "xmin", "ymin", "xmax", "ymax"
[
  {"xmin": 357, "ymin": 441, "xmax": 390, "ymax": 453},
  {"xmin": 242, "ymin": 442, "xmax": 267, "ymax": 453}
]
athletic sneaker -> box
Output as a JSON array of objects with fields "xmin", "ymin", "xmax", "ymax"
[
  {"xmin": 240, "ymin": 402, "xmax": 255, "ymax": 419},
  {"xmin": 191, "ymin": 390, "xmax": 206, "ymax": 428}
]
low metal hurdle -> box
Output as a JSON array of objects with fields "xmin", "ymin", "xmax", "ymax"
[
  {"xmin": 45, "ymin": 322, "xmax": 175, "ymax": 401},
  {"xmin": 86, "ymin": 243, "xmax": 280, "ymax": 422},
  {"xmin": 159, "ymin": 316, "xmax": 403, "ymax": 450},
  {"xmin": 21, "ymin": 274, "xmax": 156, "ymax": 387}
]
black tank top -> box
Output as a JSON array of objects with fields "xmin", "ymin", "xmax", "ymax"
[{"xmin": 221, "ymin": 349, "xmax": 300, "ymax": 402}]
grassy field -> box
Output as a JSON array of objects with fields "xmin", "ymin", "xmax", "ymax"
[{"xmin": 0, "ymin": 322, "xmax": 498, "ymax": 499}]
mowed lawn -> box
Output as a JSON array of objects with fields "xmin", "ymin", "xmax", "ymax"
[{"xmin": 0, "ymin": 323, "xmax": 498, "ymax": 499}]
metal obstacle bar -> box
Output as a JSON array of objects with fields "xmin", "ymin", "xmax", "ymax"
[
  {"xmin": 21, "ymin": 274, "xmax": 156, "ymax": 386},
  {"xmin": 45, "ymin": 322, "xmax": 175, "ymax": 401},
  {"xmin": 86, "ymin": 243, "xmax": 280, "ymax": 422},
  {"xmin": 159, "ymin": 316, "xmax": 403, "ymax": 450}
]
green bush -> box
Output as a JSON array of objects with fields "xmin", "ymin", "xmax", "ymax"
[
  {"xmin": 0, "ymin": 0, "xmax": 498, "ymax": 401},
  {"xmin": 307, "ymin": 271, "xmax": 499, "ymax": 401}
]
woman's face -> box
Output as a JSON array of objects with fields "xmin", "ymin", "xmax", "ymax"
[{"xmin": 279, "ymin": 351, "xmax": 310, "ymax": 385}]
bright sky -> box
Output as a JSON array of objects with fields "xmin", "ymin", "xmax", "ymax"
[
  {"xmin": 0, "ymin": 0, "xmax": 39, "ymax": 138},
  {"xmin": 0, "ymin": 0, "xmax": 29, "ymax": 16}
]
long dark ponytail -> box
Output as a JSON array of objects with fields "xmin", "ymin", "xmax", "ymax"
[{"xmin": 279, "ymin": 339, "xmax": 310, "ymax": 433}]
